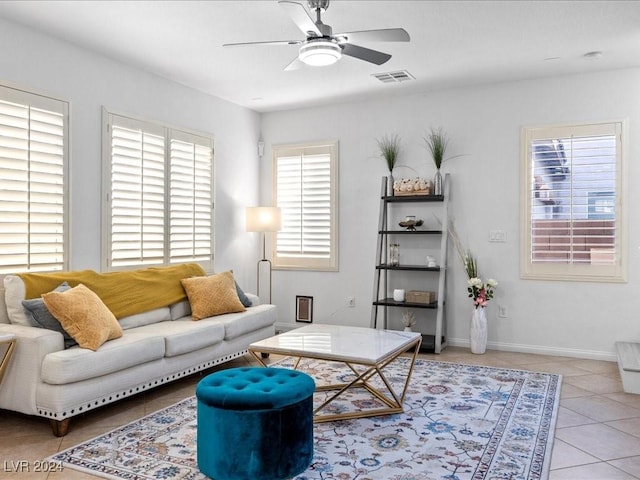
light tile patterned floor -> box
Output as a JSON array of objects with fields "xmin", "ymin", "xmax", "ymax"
[{"xmin": 1, "ymin": 347, "xmax": 638, "ymax": 479}]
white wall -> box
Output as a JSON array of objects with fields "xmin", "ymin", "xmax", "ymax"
[
  {"xmin": 260, "ymin": 68, "xmax": 640, "ymax": 361},
  {"xmin": 3, "ymin": 17, "xmax": 638, "ymax": 361},
  {"xmin": 0, "ymin": 19, "xmax": 262, "ymax": 289}
]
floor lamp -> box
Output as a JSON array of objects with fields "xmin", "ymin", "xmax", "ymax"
[{"xmin": 246, "ymin": 206, "xmax": 281, "ymax": 304}]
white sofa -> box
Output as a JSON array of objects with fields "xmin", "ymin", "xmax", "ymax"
[{"xmin": 0, "ymin": 266, "xmax": 277, "ymax": 436}]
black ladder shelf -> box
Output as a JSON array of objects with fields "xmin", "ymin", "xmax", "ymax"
[{"xmin": 371, "ymin": 174, "xmax": 450, "ymax": 353}]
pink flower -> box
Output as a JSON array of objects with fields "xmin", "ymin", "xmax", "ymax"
[{"xmin": 474, "ymin": 297, "xmax": 487, "ymax": 307}]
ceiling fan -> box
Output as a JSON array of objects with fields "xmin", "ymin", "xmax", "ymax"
[{"xmin": 223, "ymin": 0, "xmax": 410, "ymax": 70}]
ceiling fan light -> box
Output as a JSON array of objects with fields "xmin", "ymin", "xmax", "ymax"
[{"xmin": 299, "ymin": 40, "xmax": 341, "ymax": 66}]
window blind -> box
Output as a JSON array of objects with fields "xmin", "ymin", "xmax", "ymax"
[
  {"xmin": 522, "ymin": 122, "xmax": 624, "ymax": 281},
  {"xmin": 105, "ymin": 111, "xmax": 214, "ymax": 270},
  {"xmin": 0, "ymin": 86, "xmax": 68, "ymax": 273},
  {"xmin": 169, "ymin": 133, "xmax": 213, "ymax": 264},
  {"xmin": 109, "ymin": 121, "xmax": 166, "ymax": 267},
  {"xmin": 274, "ymin": 142, "xmax": 337, "ymax": 270}
]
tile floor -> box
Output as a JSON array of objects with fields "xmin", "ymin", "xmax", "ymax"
[{"xmin": 1, "ymin": 347, "xmax": 638, "ymax": 479}]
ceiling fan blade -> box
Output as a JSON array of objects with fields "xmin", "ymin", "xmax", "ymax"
[
  {"xmin": 284, "ymin": 57, "xmax": 305, "ymax": 71},
  {"xmin": 223, "ymin": 40, "xmax": 302, "ymax": 47},
  {"xmin": 334, "ymin": 28, "xmax": 410, "ymax": 44},
  {"xmin": 278, "ymin": 1, "xmax": 322, "ymax": 37},
  {"xmin": 341, "ymin": 43, "xmax": 391, "ymax": 65}
]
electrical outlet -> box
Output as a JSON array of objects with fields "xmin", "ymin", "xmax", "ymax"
[
  {"xmin": 498, "ymin": 305, "xmax": 508, "ymax": 318},
  {"xmin": 347, "ymin": 296, "xmax": 355, "ymax": 308}
]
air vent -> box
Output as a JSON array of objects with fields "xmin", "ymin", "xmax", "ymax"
[{"xmin": 372, "ymin": 70, "xmax": 415, "ymax": 83}]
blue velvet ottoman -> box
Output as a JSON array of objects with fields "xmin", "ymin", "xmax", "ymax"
[{"xmin": 196, "ymin": 367, "xmax": 315, "ymax": 480}]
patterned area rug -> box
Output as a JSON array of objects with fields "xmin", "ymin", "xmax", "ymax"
[{"xmin": 48, "ymin": 358, "xmax": 561, "ymax": 480}]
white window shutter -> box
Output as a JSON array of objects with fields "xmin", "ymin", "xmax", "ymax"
[
  {"xmin": 0, "ymin": 87, "xmax": 68, "ymax": 273},
  {"xmin": 109, "ymin": 120, "xmax": 166, "ymax": 267},
  {"xmin": 105, "ymin": 111, "xmax": 214, "ymax": 270},
  {"xmin": 522, "ymin": 122, "xmax": 624, "ymax": 282},
  {"xmin": 274, "ymin": 142, "xmax": 338, "ymax": 270},
  {"xmin": 169, "ymin": 131, "xmax": 213, "ymax": 264}
]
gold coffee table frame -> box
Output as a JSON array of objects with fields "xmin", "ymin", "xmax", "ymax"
[{"xmin": 249, "ymin": 325, "xmax": 422, "ymax": 423}]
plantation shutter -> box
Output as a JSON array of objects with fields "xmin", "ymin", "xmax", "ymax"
[
  {"xmin": 169, "ymin": 131, "xmax": 213, "ymax": 264},
  {"xmin": 108, "ymin": 115, "xmax": 166, "ymax": 267},
  {"xmin": 0, "ymin": 86, "xmax": 68, "ymax": 274},
  {"xmin": 105, "ymin": 110, "xmax": 214, "ymax": 271},
  {"xmin": 522, "ymin": 122, "xmax": 624, "ymax": 282},
  {"xmin": 274, "ymin": 142, "xmax": 338, "ymax": 270}
]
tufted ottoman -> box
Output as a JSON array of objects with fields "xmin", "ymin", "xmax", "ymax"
[{"xmin": 196, "ymin": 366, "xmax": 315, "ymax": 480}]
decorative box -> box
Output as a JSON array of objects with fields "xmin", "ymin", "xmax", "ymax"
[
  {"xmin": 406, "ymin": 290, "xmax": 435, "ymax": 304},
  {"xmin": 394, "ymin": 187, "xmax": 431, "ymax": 196}
]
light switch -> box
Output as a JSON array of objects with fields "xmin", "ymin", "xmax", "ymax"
[{"xmin": 489, "ymin": 230, "xmax": 507, "ymax": 243}]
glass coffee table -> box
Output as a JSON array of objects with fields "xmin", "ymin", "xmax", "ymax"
[{"xmin": 248, "ymin": 324, "xmax": 421, "ymax": 422}]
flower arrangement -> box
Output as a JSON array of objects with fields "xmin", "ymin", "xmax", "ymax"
[
  {"xmin": 451, "ymin": 223, "xmax": 498, "ymax": 309},
  {"xmin": 467, "ymin": 270, "xmax": 498, "ymax": 308}
]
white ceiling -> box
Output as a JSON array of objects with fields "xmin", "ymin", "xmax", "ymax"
[{"xmin": 1, "ymin": 0, "xmax": 639, "ymax": 113}]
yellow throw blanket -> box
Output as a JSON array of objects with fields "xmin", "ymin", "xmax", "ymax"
[{"xmin": 18, "ymin": 263, "xmax": 206, "ymax": 319}]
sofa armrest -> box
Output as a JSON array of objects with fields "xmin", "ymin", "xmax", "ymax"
[
  {"xmin": 0, "ymin": 324, "xmax": 64, "ymax": 415},
  {"xmin": 245, "ymin": 293, "xmax": 261, "ymax": 307}
]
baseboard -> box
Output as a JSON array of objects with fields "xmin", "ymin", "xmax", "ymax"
[
  {"xmin": 447, "ymin": 337, "xmax": 617, "ymax": 362},
  {"xmin": 273, "ymin": 324, "xmax": 618, "ymax": 362}
]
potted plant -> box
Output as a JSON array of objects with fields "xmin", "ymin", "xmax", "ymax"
[
  {"xmin": 376, "ymin": 134, "xmax": 401, "ymax": 196},
  {"xmin": 424, "ymin": 127, "xmax": 449, "ymax": 195}
]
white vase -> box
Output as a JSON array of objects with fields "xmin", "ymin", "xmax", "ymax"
[
  {"xmin": 403, "ymin": 326, "xmax": 413, "ymax": 332},
  {"xmin": 469, "ymin": 307, "xmax": 487, "ymax": 354}
]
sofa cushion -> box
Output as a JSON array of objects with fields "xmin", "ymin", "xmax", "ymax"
[
  {"xmin": 170, "ymin": 300, "xmax": 191, "ymax": 320},
  {"xmin": 119, "ymin": 307, "xmax": 171, "ymax": 330},
  {"xmin": 127, "ymin": 320, "xmax": 225, "ymax": 357},
  {"xmin": 22, "ymin": 282, "xmax": 77, "ymax": 348},
  {"xmin": 219, "ymin": 305, "xmax": 277, "ymax": 340},
  {"xmin": 41, "ymin": 333, "xmax": 166, "ymax": 385},
  {"xmin": 244, "ymin": 293, "xmax": 260, "ymax": 307},
  {"xmin": 4, "ymin": 274, "xmax": 30, "ymax": 326},
  {"xmin": 181, "ymin": 271, "xmax": 246, "ymax": 320},
  {"xmin": 181, "ymin": 304, "xmax": 277, "ymax": 341},
  {"xmin": 42, "ymin": 284, "xmax": 123, "ymax": 351}
]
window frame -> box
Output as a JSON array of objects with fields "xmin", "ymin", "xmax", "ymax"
[
  {"xmin": 520, "ymin": 120, "xmax": 626, "ymax": 283},
  {"xmin": 101, "ymin": 107, "xmax": 214, "ymax": 272},
  {"xmin": 272, "ymin": 140, "xmax": 339, "ymax": 271},
  {"xmin": 0, "ymin": 83, "xmax": 69, "ymax": 274}
]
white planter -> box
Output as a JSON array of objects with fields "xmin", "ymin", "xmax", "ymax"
[{"xmin": 470, "ymin": 307, "xmax": 487, "ymax": 354}]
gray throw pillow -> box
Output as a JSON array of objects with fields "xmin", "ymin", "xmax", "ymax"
[
  {"xmin": 235, "ymin": 281, "xmax": 252, "ymax": 308},
  {"xmin": 22, "ymin": 282, "xmax": 78, "ymax": 349}
]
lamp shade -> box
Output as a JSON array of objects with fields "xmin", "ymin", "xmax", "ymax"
[{"xmin": 246, "ymin": 207, "xmax": 281, "ymax": 232}]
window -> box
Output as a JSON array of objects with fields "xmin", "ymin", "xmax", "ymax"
[
  {"xmin": 273, "ymin": 141, "xmax": 338, "ymax": 271},
  {"xmin": 0, "ymin": 85, "xmax": 68, "ymax": 274},
  {"xmin": 521, "ymin": 121, "xmax": 625, "ymax": 282},
  {"xmin": 103, "ymin": 109, "xmax": 214, "ymax": 271}
]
